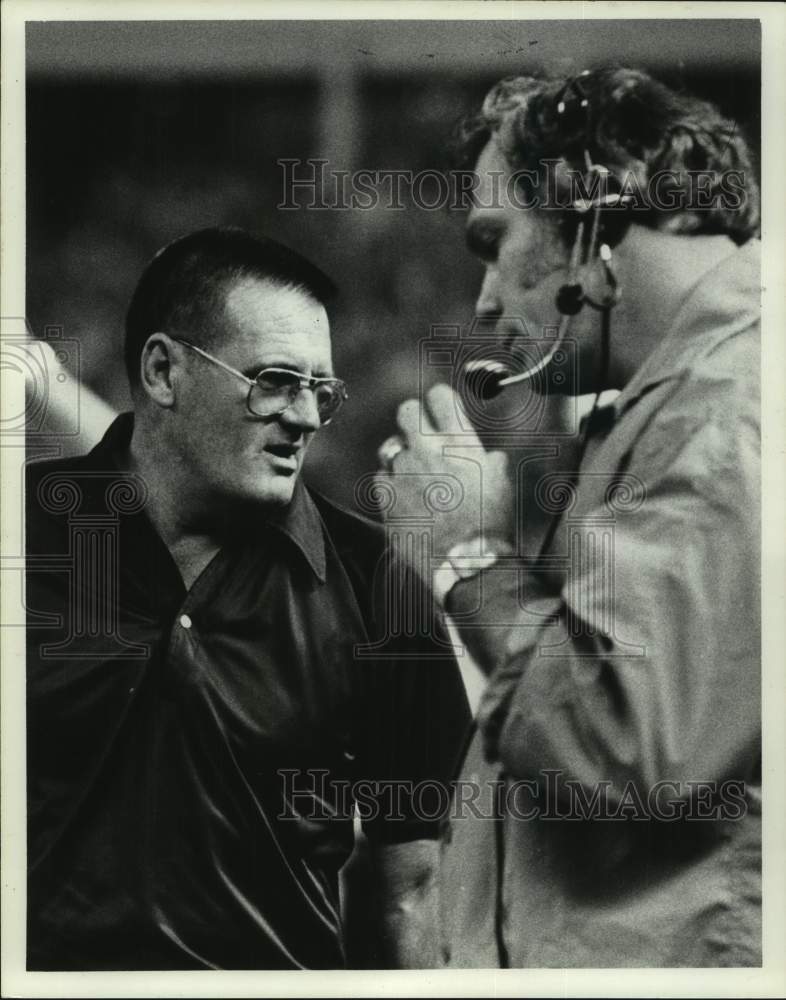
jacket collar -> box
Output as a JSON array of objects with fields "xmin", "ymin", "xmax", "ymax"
[
  {"xmin": 612, "ymin": 239, "xmax": 760, "ymax": 420},
  {"xmin": 88, "ymin": 413, "xmax": 327, "ymax": 583}
]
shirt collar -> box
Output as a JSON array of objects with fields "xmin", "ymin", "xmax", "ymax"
[
  {"xmin": 263, "ymin": 478, "xmax": 327, "ymax": 583},
  {"xmin": 612, "ymin": 238, "xmax": 760, "ymax": 420},
  {"xmin": 88, "ymin": 412, "xmax": 327, "ymax": 584},
  {"xmin": 87, "ymin": 410, "xmax": 135, "ymax": 466}
]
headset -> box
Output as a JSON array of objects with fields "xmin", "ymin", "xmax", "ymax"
[
  {"xmin": 469, "ymin": 77, "xmax": 634, "ymax": 966},
  {"xmin": 464, "ymin": 70, "xmax": 630, "ymax": 401}
]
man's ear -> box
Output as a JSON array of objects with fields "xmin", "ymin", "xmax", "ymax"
[{"xmin": 139, "ymin": 333, "xmax": 177, "ymax": 408}]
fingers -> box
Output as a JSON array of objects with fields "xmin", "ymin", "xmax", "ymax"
[
  {"xmin": 376, "ymin": 433, "xmax": 421, "ymax": 474},
  {"xmin": 377, "ymin": 434, "xmax": 406, "ymax": 469},
  {"xmin": 396, "ymin": 397, "xmax": 432, "ymax": 441},
  {"xmin": 424, "ymin": 383, "xmax": 470, "ymax": 435},
  {"xmin": 377, "ymin": 437, "xmax": 424, "ymax": 473},
  {"xmin": 395, "ymin": 384, "xmax": 479, "ymax": 447}
]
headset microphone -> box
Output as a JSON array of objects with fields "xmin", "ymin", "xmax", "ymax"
[
  {"xmin": 463, "ymin": 311, "xmax": 573, "ymax": 400},
  {"xmin": 463, "ymin": 73, "xmax": 628, "ymax": 402},
  {"xmin": 461, "ymin": 71, "xmax": 631, "ymax": 583}
]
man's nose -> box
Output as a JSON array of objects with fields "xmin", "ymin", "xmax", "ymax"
[
  {"xmin": 475, "ymin": 268, "xmax": 502, "ymax": 318},
  {"xmin": 280, "ymin": 387, "xmax": 322, "ymax": 433}
]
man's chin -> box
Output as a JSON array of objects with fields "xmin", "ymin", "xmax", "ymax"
[
  {"xmin": 234, "ymin": 474, "xmax": 299, "ymax": 509},
  {"xmin": 259, "ymin": 481, "xmax": 298, "ymax": 507}
]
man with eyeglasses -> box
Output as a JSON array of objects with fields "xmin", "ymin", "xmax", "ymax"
[{"xmin": 25, "ymin": 227, "xmax": 470, "ymax": 970}]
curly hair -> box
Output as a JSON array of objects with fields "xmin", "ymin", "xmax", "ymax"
[{"xmin": 454, "ymin": 67, "xmax": 759, "ymax": 245}]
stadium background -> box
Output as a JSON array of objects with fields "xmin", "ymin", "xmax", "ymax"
[{"xmin": 26, "ymin": 18, "xmax": 760, "ymax": 511}]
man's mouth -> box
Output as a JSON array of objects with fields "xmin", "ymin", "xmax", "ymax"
[{"xmin": 264, "ymin": 444, "xmax": 301, "ymax": 472}]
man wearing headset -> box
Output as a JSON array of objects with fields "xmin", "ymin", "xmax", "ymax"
[{"xmin": 376, "ymin": 68, "xmax": 761, "ymax": 966}]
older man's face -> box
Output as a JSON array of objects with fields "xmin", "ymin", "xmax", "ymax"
[
  {"xmin": 466, "ymin": 140, "xmax": 601, "ymax": 393},
  {"xmin": 172, "ymin": 278, "xmax": 333, "ymax": 509}
]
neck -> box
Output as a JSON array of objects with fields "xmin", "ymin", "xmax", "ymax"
[
  {"xmin": 605, "ymin": 226, "xmax": 738, "ymax": 387},
  {"xmin": 124, "ymin": 408, "xmax": 221, "ymax": 551}
]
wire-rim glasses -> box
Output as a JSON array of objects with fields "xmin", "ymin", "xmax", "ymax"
[{"xmin": 173, "ymin": 337, "xmax": 348, "ymax": 424}]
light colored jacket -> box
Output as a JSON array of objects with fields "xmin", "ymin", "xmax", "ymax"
[{"xmin": 442, "ymin": 240, "xmax": 761, "ymax": 967}]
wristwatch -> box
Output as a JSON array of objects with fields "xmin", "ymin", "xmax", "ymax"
[{"xmin": 433, "ymin": 534, "xmax": 514, "ymax": 604}]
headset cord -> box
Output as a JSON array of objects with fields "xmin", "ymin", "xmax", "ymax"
[
  {"xmin": 491, "ymin": 302, "xmax": 612, "ymax": 968},
  {"xmin": 536, "ymin": 302, "xmax": 612, "ymax": 560}
]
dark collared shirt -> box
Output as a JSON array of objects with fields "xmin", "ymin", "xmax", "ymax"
[{"xmin": 26, "ymin": 415, "xmax": 470, "ymax": 970}]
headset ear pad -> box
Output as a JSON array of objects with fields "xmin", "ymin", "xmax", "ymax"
[
  {"xmin": 555, "ymin": 282, "xmax": 584, "ymax": 315},
  {"xmin": 556, "ymin": 172, "xmax": 632, "ymax": 251}
]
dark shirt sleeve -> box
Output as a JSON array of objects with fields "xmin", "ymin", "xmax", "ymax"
[
  {"xmin": 447, "ymin": 394, "xmax": 760, "ymax": 805},
  {"xmin": 350, "ymin": 548, "xmax": 472, "ymax": 843}
]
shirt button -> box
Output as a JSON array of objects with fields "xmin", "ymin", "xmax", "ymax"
[{"xmin": 179, "ymin": 614, "xmax": 192, "ymax": 629}]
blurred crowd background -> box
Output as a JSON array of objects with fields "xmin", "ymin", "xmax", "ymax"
[{"xmin": 25, "ymin": 18, "xmax": 760, "ymax": 511}]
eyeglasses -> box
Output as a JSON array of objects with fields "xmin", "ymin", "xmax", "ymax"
[{"xmin": 173, "ymin": 338, "xmax": 348, "ymax": 424}]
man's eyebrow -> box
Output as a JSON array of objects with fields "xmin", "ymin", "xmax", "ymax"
[
  {"xmin": 240, "ymin": 360, "xmax": 288, "ymax": 378},
  {"xmin": 242, "ymin": 361, "xmax": 334, "ymax": 379},
  {"xmin": 465, "ymin": 218, "xmax": 505, "ymax": 257}
]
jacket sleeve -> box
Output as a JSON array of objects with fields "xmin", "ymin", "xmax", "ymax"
[{"xmin": 446, "ymin": 399, "xmax": 760, "ymax": 804}]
